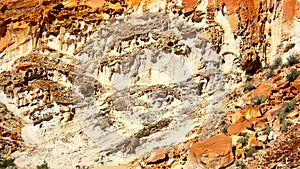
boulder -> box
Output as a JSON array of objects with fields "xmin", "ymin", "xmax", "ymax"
[
  {"xmin": 252, "ymin": 82, "xmax": 273, "ymax": 97},
  {"xmin": 146, "ymin": 148, "xmax": 167, "ymax": 164},
  {"xmin": 227, "ymin": 120, "xmax": 252, "ymax": 135},
  {"xmin": 243, "ymin": 106, "xmax": 261, "ymax": 120},
  {"xmin": 184, "ymin": 135, "xmax": 233, "ymax": 169},
  {"xmin": 248, "ymin": 134, "xmax": 261, "ymax": 147}
]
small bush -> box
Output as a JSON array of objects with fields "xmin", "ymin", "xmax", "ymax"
[
  {"xmin": 238, "ymin": 135, "xmax": 249, "ymax": 147},
  {"xmin": 229, "ymin": 92, "xmax": 241, "ymax": 100},
  {"xmin": 37, "ymin": 163, "xmax": 49, "ymax": 169},
  {"xmin": 245, "ymin": 75, "xmax": 252, "ymax": 82},
  {"xmin": 277, "ymin": 100, "xmax": 296, "ymax": 132},
  {"xmin": 266, "ymin": 57, "xmax": 282, "ymax": 78},
  {"xmin": 222, "ymin": 123, "xmax": 229, "ymax": 134},
  {"xmin": 287, "ymin": 55, "xmax": 299, "ymax": 66},
  {"xmin": 245, "ymin": 146, "xmax": 256, "ymax": 157},
  {"xmin": 235, "ymin": 159, "xmax": 246, "ymax": 169},
  {"xmin": 234, "ymin": 92, "xmax": 242, "ymax": 98},
  {"xmin": 286, "ymin": 69, "xmax": 300, "ymax": 82},
  {"xmin": 273, "ymin": 57, "xmax": 282, "ymax": 68},
  {"xmin": 243, "ymin": 83, "xmax": 256, "ymax": 93},
  {"xmin": 262, "ymin": 126, "xmax": 271, "ymax": 135},
  {"xmin": 251, "ymin": 96, "xmax": 266, "ymax": 105},
  {"xmin": 282, "ymin": 100, "xmax": 296, "ymax": 113},
  {"xmin": 268, "ymin": 57, "xmax": 282, "ymax": 70},
  {"xmin": 266, "ymin": 68, "xmax": 274, "ymax": 79},
  {"xmin": 278, "ymin": 112, "xmax": 287, "ymax": 124},
  {"xmin": 280, "ymin": 121, "xmax": 288, "ymax": 132},
  {"xmin": 0, "ymin": 159, "xmax": 16, "ymax": 169}
]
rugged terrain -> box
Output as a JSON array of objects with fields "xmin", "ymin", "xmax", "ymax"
[{"xmin": 0, "ymin": 0, "xmax": 299, "ymax": 168}]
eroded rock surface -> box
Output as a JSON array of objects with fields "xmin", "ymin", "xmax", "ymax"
[
  {"xmin": 0, "ymin": 0, "xmax": 299, "ymax": 168},
  {"xmin": 0, "ymin": 102, "xmax": 23, "ymax": 160},
  {"xmin": 71, "ymin": 13, "xmax": 227, "ymax": 164}
]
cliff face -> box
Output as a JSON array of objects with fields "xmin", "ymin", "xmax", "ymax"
[
  {"xmin": 1, "ymin": 0, "xmax": 299, "ymax": 72},
  {"xmin": 0, "ymin": 0, "xmax": 299, "ymax": 168}
]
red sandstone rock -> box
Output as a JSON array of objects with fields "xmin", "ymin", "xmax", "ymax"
[
  {"xmin": 182, "ymin": 0, "xmax": 198, "ymax": 13},
  {"xmin": 283, "ymin": 0, "xmax": 297, "ymax": 23},
  {"xmin": 231, "ymin": 106, "xmax": 261, "ymax": 124},
  {"xmin": 86, "ymin": 0, "xmax": 106, "ymax": 9},
  {"xmin": 276, "ymin": 81, "xmax": 290, "ymax": 90},
  {"xmin": 252, "ymin": 83, "xmax": 273, "ymax": 97},
  {"xmin": 146, "ymin": 148, "xmax": 167, "ymax": 164},
  {"xmin": 292, "ymin": 76, "xmax": 300, "ymax": 91},
  {"xmin": 294, "ymin": 94, "xmax": 300, "ymax": 102},
  {"xmin": 227, "ymin": 120, "xmax": 252, "ymax": 135},
  {"xmin": 125, "ymin": 0, "xmax": 140, "ymax": 9},
  {"xmin": 208, "ymin": 0, "xmax": 239, "ymax": 15},
  {"xmin": 0, "ymin": 31, "xmax": 10, "ymax": 52},
  {"xmin": 263, "ymin": 104, "xmax": 283, "ymax": 119},
  {"xmin": 231, "ymin": 111, "xmax": 243, "ymax": 124},
  {"xmin": 184, "ymin": 135, "xmax": 233, "ymax": 169},
  {"xmin": 243, "ymin": 106, "xmax": 261, "ymax": 120},
  {"xmin": 255, "ymin": 120, "xmax": 268, "ymax": 129},
  {"xmin": 296, "ymin": 0, "xmax": 300, "ymax": 19},
  {"xmin": 0, "ymin": 0, "xmax": 300, "ymax": 168},
  {"xmin": 249, "ymin": 134, "xmax": 261, "ymax": 147}
]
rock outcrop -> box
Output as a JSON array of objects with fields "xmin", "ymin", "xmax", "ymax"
[
  {"xmin": 0, "ymin": 102, "xmax": 23, "ymax": 161},
  {"xmin": 184, "ymin": 134, "xmax": 233, "ymax": 169}
]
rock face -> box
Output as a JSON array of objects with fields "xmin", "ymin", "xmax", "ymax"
[
  {"xmin": 0, "ymin": 0, "xmax": 299, "ymax": 168},
  {"xmin": 184, "ymin": 134, "xmax": 233, "ymax": 169},
  {"xmin": 0, "ymin": 102, "xmax": 23, "ymax": 161},
  {"xmin": 72, "ymin": 13, "xmax": 227, "ymax": 163}
]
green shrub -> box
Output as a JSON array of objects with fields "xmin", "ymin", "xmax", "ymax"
[
  {"xmin": 229, "ymin": 92, "xmax": 241, "ymax": 100},
  {"xmin": 37, "ymin": 163, "xmax": 49, "ymax": 169},
  {"xmin": 268, "ymin": 57, "xmax": 282, "ymax": 70},
  {"xmin": 286, "ymin": 69, "xmax": 300, "ymax": 82},
  {"xmin": 238, "ymin": 135, "xmax": 249, "ymax": 147},
  {"xmin": 243, "ymin": 83, "xmax": 256, "ymax": 92},
  {"xmin": 262, "ymin": 126, "xmax": 271, "ymax": 135},
  {"xmin": 222, "ymin": 123, "xmax": 229, "ymax": 134},
  {"xmin": 251, "ymin": 96, "xmax": 266, "ymax": 105},
  {"xmin": 266, "ymin": 68, "xmax": 274, "ymax": 79},
  {"xmin": 273, "ymin": 57, "xmax": 282, "ymax": 68},
  {"xmin": 277, "ymin": 100, "xmax": 296, "ymax": 132},
  {"xmin": 266, "ymin": 57, "xmax": 282, "ymax": 78},
  {"xmin": 235, "ymin": 159, "xmax": 246, "ymax": 169},
  {"xmin": 245, "ymin": 75, "xmax": 252, "ymax": 82},
  {"xmin": 278, "ymin": 111, "xmax": 287, "ymax": 124},
  {"xmin": 287, "ymin": 55, "xmax": 299, "ymax": 66},
  {"xmin": 0, "ymin": 159, "xmax": 16, "ymax": 169},
  {"xmin": 245, "ymin": 146, "xmax": 256, "ymax": 157},
  {"xmin": 282, "ymin": 100, "xmax": 296, "ymax": 113},
  {"xmin": 280, "ymin": 121, "xmax": 288, "ymax": 132}
]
